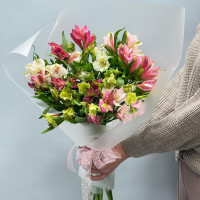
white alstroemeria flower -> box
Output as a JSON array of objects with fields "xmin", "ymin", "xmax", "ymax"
[
  {"xmin": 92, "ymin": 47, "xmax": 110, "ymax": 72},
  {"xmin": 24, "ymin": 58, "xmax": 46, "ymax": 79},
  {"xmin": 46, "ymin": 63, "xmax": 68, "ymax": 79}
]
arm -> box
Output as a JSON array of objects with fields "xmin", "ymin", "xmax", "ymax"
[
  {"xmin": 149, "ymin": 66, "xmax": 183, "ymax": 122},
  {"xmin": 121, "ymin": 86, "xmax": 200, "ymax": 157}
]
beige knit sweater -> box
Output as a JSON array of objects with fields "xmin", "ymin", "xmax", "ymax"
[{"xmin": 122, "ymin": 23, "xmax": 200, "ymax": 175}]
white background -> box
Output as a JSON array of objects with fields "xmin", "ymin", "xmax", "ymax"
[{"xmin": 0, "ymin": 0, "xmax": 200, "ymax": 199}]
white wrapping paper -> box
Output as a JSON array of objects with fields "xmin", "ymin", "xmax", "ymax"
[{"xmin": 2, "ymin": 0, "xmax": 185, "ymax": 198}]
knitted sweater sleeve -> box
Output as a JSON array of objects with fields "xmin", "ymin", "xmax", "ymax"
[{"xmin": 121, "ymin": 83, "xmax": 200, "ymax": 157}]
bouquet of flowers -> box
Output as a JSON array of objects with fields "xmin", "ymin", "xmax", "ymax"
[
  {"xmin": 24, "ymin": 25, "xmax": 160, "ymax": 134},
  {"xmin": 24, "ymin": 24, "xmax": 161, "ymax": 199}
]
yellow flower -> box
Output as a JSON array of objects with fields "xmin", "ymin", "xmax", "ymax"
[
  {"xmin": 102, "ymin": 74, "xmax": 116, "ymax": 89},
  {"xmin": 126, "ymin": 93, "xmax": 137, "ymax": 105},
  {"xmin": 77, "ymin": 82, "xmax": 90, "ymax": 95},
  {"xmin": 50, "ymin": 88, "xmax": 59, "ymax": 101},
  {"xmin": 62, "ymin": 107, "xmax": 75, "ymax": 119},
  {"xmin": 89, "ymin": 103, "xmax": 101, "ymax": 116},
  {"xmin": 43, "ymin": 114, "xmax": 57, "ymax": 128},
  {"xmin": 59, "ymin": 87, "xmax": 72, "ymax": 101},
  {"xmin": 123, "ymin": 84, "xmax": 136, "ymax": 93}
]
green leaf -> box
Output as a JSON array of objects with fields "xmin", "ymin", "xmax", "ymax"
[
  {"xmin": 83, "ymin": 63, "xmax": 93, "ymax": 72},
  {"xmin": 114, "ymin": 27, "xmax": 125, "ymax": 51},
  {"xmin": 42, "ymin": 126, "xmax": 55, "ymax": 134},
  {"xmin": 104, "ymin": 46, "xmax": 116, "ymax": 56},
  {"xmin": 50, "ymin": 59, "xmax": 55, "ymax": 64},
  {"xmin": 39, "ymin": 106, "xmax": 51, "ymax": 119},
  {"xmin": 73, "ymin": 61, "xmax": 82, "ymax": 68},
  {"xmin": 71, "ymin": 99, "xmax": 81, "ymax": 106},
  {"xmin": 62, "ymin": 31, "xmax": 68, "ymax": 52},
  {"xmin": 68, "ymin": 64, "xmax": 77, "ymax": 74},
  {"xmin": 84, "ymin": 72, "xmax": 94, "ymax": 81},
  {"xmin": 75, "ymin": 117, "xmax": 86, "ymax": 123},
  {"xmin": 68, "ymin": 73, "xmax": 81, "ymax": 80},
  {"xmin": 121, "ymin": 30, "xmax": 127, "ymax": 44},
  {"xmin": 81, "ymin": 52, "xmax": 89, "ymax": 63},
  {"xmin": 32, "ymin": 95, "xmax": 52, "ymax": 105}
]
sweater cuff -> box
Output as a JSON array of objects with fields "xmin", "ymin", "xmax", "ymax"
[{"xmin": 121, "ymin": 124, "xmax": 150, "ymax": 158}]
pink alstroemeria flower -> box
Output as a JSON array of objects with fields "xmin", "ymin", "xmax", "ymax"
[
  {"xmin": 129, "ymin": 56, "xmax": 143, "ymax": 74},
  {"xmin": 126, "ymin": 32, "xmax": 142, "ymax": 49},
  {"xmin": 70, "ymin": 25, "xmax": 95, "ymax": 51},
  {"xmin": 137, "ymin": 80, "xmax": 156, "ymax": 91},
  {"xmin": 113, "ymin": 88, "xmax": 126, "ymax": 106},
  {"xmin": 116, "ymin": 105, "xmax": 135, "ymax": 123},
  {"xmin": 118, "ymin": 44, "xmax": 142, "ymax": 73},
  {"xmin": 87, "ymin": 115, "xmax": 101, "ymax": 125},
  {"xmin": 99, "ymin": 88, "xmax": 114, "ymax": 112},
  {"xmin": 51, "ymin": 78, "xmax": 66, "ymax": 91},
  {"xmin": 140, "ymin": 56, "xmax": 161, "ymax": 80},
  {"xmin": 67, "ymin": 51, "xmax": 81, "ymax": 64},
  {"xmin": 104, "ymin": 32, "xmax": 115, "ymax": 52},
  {"xmin": 48, "ymin": 42, "xmax": 70, "ymax": 60},
  {"xmin": 28, "ymin": 71, "xmax": 51, "ymax": 90},
  {"xmin": 118, "ymin": 44, "xmax": 143, "ymax": 65},
  {"xmin": 118, "ymin": 44, "xmax": 135, "ymax": 65},
  {"xmin": 131, "ymin": 100, "xmax": 145, "ymax": 117}
]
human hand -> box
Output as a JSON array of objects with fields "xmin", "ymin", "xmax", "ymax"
[{"xmin": 86, "ymin": 142, "xmax": 130, "ymax": 181}]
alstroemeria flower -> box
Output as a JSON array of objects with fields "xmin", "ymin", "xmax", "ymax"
[
  {"xmin": 62, "ymin": 107, "xmax": 75, "ymax": 119},
  {"xmin": 99, "ymin": 88, "xmax": 114, "ymax": 112},
  {"xmin": 88, "ymin": 103, "xmax": 101, "ymax": 117},
  {"xmin": 59, "ymin": 87, "xmax": 73, "ymax": 101},
  {"xmin": 24, "ymin": 58, "xmax": 46, "ymax": 79},
  {"xmin": 99, "ymin": 99, "xmax": 110, "ymax": 113},
  {"xmin": 140, "ymin": 56, "xmax": 161, "ymax": 80},
  {"xmin": 113, "ymin": 88, "xmax": 127, "ymax": 106},
  {"xmin": 42, "ymin": 113, "xmax": 58, "ymax": 128},
  {"xmin": 116, "ymin": 105, "xmax": 135, "ymax": 123},
  {"xmin": 92, "ymin": 47, "xmax": 110, "ymax": 72},
  {"xmin": 102, "ymin": 74, "xmax": 117, "ymax": 89},
  {"xmin": 67, "ymin": 51, "xmax": 81, "ymax": 64},
  {"xmin": 126, "ymin": 32, "xmax": 142, "ymax": 49},
  {"xmin": 126, "ymin": 93, "xmax": 137, "ymax": 105},
  {"xmin": 70, "ymin": 25, "xmax": 95, "ymax": 51},
  {"xmin": 118, "ymin": 44, "xmax": 135, "ymax": 65},
  {"xmin": 48, "ymin": 42, "xmax": 70, "ymax": 60},
  {"xmin": 137, "ymin": 80, "xmax": 156, "ymax": 91},
  {"xmin": 131, "ymin": 100, "xmax": 145, "ymax": 117},
  {"xmin": 77, "ymin": 82, "xmax": 90, "ymax": 95},
  {"xmin": 51, "ymin": 78, "xmax": 66, "ymax": 91},
  {"xmin": 104, "ymin": 32, "xmax": 115, "ymax": 52},
  {"xmin": 83, "ymin": 89, "xmax": 99, "ymax": 104},
  {"xmin": 46, "ymin": 63, "xmax": 68, "ymax": 79},
  {"xmin": 118, "ymin": 44, "xmax": 143, "ymax": 66},
  {"xmin": 129, "ymin": 56, "xmax": 143, "ymax": 74},
  {"xmin": 87, "ymin": 115, "xmax": 101, "ymax": 125},
  {"xmin": 28, "ymin": 71, "xmax": 51, "ymax": 90}
]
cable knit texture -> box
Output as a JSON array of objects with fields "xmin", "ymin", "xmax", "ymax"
[{"xmin": 121, "ymin": 23, "xmax": 200, "ymax": 175}]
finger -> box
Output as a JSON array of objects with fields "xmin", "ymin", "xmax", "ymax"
[{"xmin": 87, "ymin": 173, "xmax": 108, "ymax": 181}]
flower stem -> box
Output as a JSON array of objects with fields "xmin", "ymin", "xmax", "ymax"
[{"xmin": 106, "ymin": 190, "xmax": 113, "ymax": 200}]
